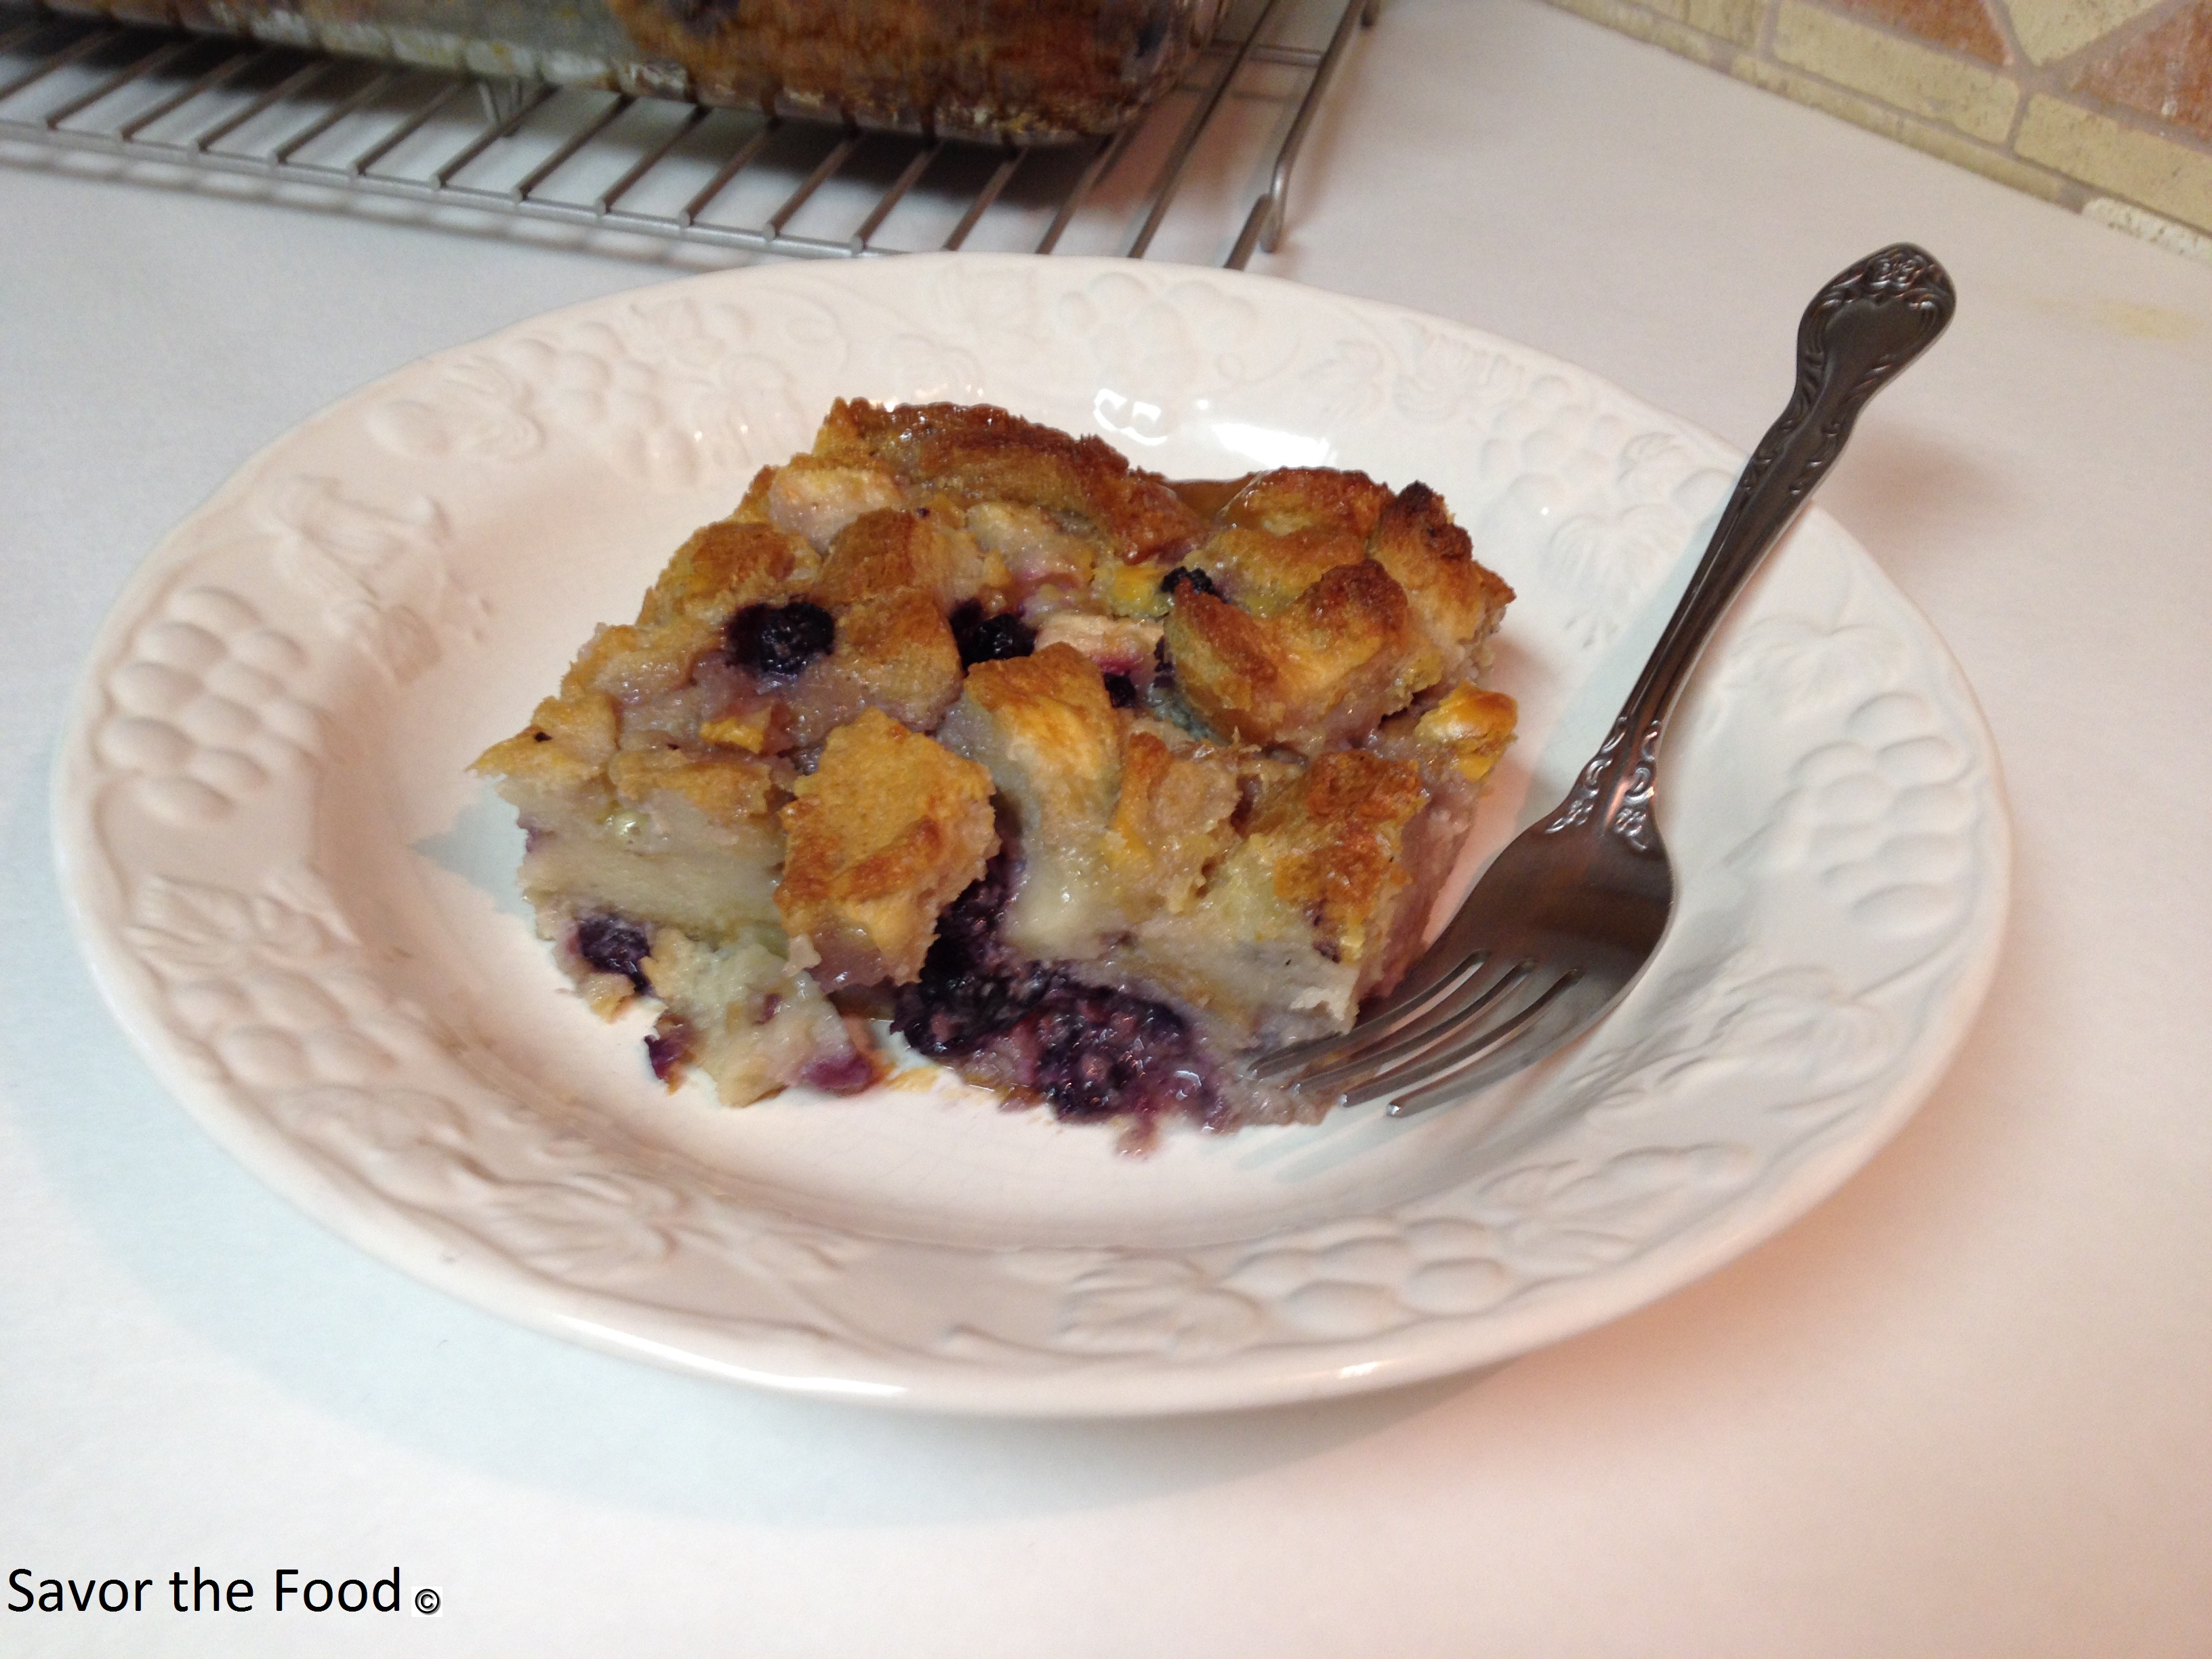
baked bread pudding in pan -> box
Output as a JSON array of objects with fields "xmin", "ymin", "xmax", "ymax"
[{"xmin": 475, "ymin": 400, "xmax": 1516, "ymax": 1143}]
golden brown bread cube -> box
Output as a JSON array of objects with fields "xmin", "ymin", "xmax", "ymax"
[
  {"xmin": 938, "ymin": 644, "xmax": 1127, "ymax": 960},
  {"xmin": 1221, "ymin": 466, "xmax": 1393, "ymax": 537},
  {"xmin": 637, "ymin": 518, "xmax": 804, "ymax": 628},
  {"xmin": 1164, "ymin": 561, "xmax": 1444, "ymax": 756},
  {"xmin": 813, "ymin": 506, "xmax": 993, "ymax": 611},
  {"xmin": 821, "ymin": 590, "xmax": 966, "ymax": 733},
  {"xmin": 815, "ymin": 398, "xmax": 1206, "ymax": 565},
  {"xmin": 775, "ymin": 710, "xmax": 999, "ymax": 991},
  {"xmin": 1099, "ymin": 731, "xmax": 1244, "ymax": 919},
  {"xmin": 1186, "ymin": 524, "xmax": 1368, "ymax": 616},
  {"xmin": 1255, "ymin": 750, "xmax": 1433, "ymax": 971},
  {"xmin": 1368, "ymin": 483, "xmax": 1514, "ymax": 676}
]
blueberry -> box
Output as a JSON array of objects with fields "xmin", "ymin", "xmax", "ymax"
[
  {"xmin": 1160, "ymin": 566, "xmax": 1218, "ymax": 600},
  {"xmin": 1103, "ymin": 673, "xmax": 1136, "ymax": 708},
  {"xmin": 577, "ymin": 913, "xmax": 653, "ymax": 991},
  {"xmin": 728, "ymin": 601, "xmax": 835, "ymax": 676},
  {"xmin": 949, "ymin": 601, "xmax": 1036, "ymax": 668}
]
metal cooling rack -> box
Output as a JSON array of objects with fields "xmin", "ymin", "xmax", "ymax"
[{"xmin": 0, "ymin": 0, "xmax": 1376, "ymax": 267}]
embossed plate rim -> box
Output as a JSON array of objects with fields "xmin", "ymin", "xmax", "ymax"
[{"xmin": 52, "ymin": 255, "xmax": 2011, "ymax": 1414}]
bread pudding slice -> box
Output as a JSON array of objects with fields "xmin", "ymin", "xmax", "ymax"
[{"xmin": 474, "ymin": 400, "xmax": 1517, "ymax": 1141}]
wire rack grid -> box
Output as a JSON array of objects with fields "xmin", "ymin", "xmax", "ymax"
[{"xmin": 0, "ymin": 0, "xmax": 1378, "ymax": 268}]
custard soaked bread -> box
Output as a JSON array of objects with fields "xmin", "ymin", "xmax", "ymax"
[{"xmin": 475, "ymin": 400, "xmax": 1517, "ymax": 1141}]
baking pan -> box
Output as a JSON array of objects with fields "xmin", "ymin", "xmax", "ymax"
[{"xmin": 39, "ymin": 0, "xmax": 1223, "ymax": 140}]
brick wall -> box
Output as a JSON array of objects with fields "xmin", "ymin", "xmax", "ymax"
[{"xmin": 1539, "ymin": 0, "xmax": 2212, "ymax": 262}]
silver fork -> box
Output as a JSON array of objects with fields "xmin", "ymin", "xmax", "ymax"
[{"xmin": 1253, "ymin": 243, "xmax": 1958, "ymax": 1117}]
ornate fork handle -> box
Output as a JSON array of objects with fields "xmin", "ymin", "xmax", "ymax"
[{"xmin": 1549, "ymin": 243, "xmax": 1957, "ymax": 848}]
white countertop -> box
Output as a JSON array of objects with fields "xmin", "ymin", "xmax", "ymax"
[{"xmin": 5, "ymin": 0, "xmax": 2210, "ymax": 1652}]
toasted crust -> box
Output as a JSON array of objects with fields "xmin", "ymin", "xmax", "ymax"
[
  {"xmin": 1101, "ymin": 731, "xmax": 1242, "ymax": 916},
  {"xmin": 560, "ymin": 619, "xmax": 718, "ymax": 704},
  {"xmin": 472, "ymin": 723, "xmax": 607, "ymax": 800},
  {"xmin": 814, "ymin": 507, "xmax": 990, "ymax": 611},
  {"xmin": 1256, "ymin": 750, "xmax": 1429, "ymax": 966},
  {"xmin": 937, "ymin": 644, "xmax": 1128, "ymax": 960},
  {"xmin": 775, "ymin": 710, "xmax": 999, "ymax": 990},
  {"xmin": 1190, "ymin": 524, "xmax": 1368, "ymax": 616},
  {"xmin": 958, "ymin": 638, "xmax": 1119, "ymax": 719},
  {"xmin": 529, "ymin": 690, "xmax": 619, "ymax": 764},
  {"xmin": 826, "ymin": 588, "xmax": 965, "ymax": 731},
  {"xmin": 637, "ymin": 518, "xmax": 803, "ymax": 628},
  {"xmin": 816, "ymin": 398, "xmax": 1205, "ymax": 564},
  {"xmin": 1223, "ymin": 467, "xmax": 1393, "ymax": 537},
  {"xmin": 608, "ymin": 745, "xmax": 781, "ymax": 835},
  {"xmin": 1146, "ymin": 468, "xmax": 1507, "ymax": 757},
  {"xmin": 947, "ymin": 643, "xmax": 1124, "ymax": 836},
  {"xmin": 1368, "ymin": 483, "xmax": 1514, "ymax": 672},
  {"xmin": 1165, "ymin": 562, "xmax": 1443, "ymax": 754}
]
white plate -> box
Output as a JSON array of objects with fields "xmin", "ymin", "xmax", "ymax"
[{"xmin": 54, "ymin": 255, "xmax": 2009, "ymax": 1416}]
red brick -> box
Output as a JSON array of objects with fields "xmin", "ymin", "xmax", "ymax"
[
  {"xmin": 2073, "ymin": 0, "xmax": 2212, "ymax": 144},
  {"xmin": 1832, "ymin": 0, "xmax": 2011, "ymax": 62}
]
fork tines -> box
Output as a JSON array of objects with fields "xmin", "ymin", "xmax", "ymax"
[{"xmin": 1254, "ymin": 954, "xmax": 1589, "ymax": 1113}]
